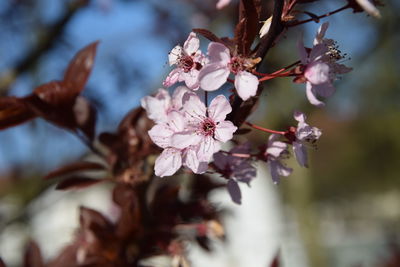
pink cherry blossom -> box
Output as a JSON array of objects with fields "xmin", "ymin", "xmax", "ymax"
[
  {"xmin": 298, "ymin": 22, "xmax": 352, "ymax": 107},
  {"xmin": 163, "ymin": 32, "xmax": 206, "ymax": 90},
  {"xmin": 292, "ymin": 111, "xmax": 322, "ymax": 168},
  {"xmin": 171, "ymin": 93, "xmax": 237, "ymax": 173},
  {"xmin": 265, "ymin": 134, "xmax": 292, "ymax": 184},
  {"xmin": 198, "ymin": 42, "xmax": 259, "ymax": 101},
  {"xmin": 141, "ymin": 86, "xmax": 190, "ymax": 123}
]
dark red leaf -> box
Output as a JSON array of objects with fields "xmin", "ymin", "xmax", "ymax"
[
  {"xmin": 235, "ymin": 128, "xmax": 252, "ymax": 135},
  {"xmin": 56, "ymin": 176, "xmax": 103, "ymax": 190},
  {"xmin": 33, "ymin": 81, "xmax": 74, "ymax": 106},
  {"xmin": 24, "ymin": 241, "xmax": 44, "ymax": 267},
  {"xmin": 0, "ymin": 257, "xmax": 5, "ymax": 267},
  {"xmin": 79, "ymin": 206, "xmax": 114, "ymax": 241},
  {"xmin": 0, "ymin": 97, "xmax": 36, "ymax": 130},
  {"xmin": 235, "ymin": 0, "xmax": 260, "ymax": 55},
  {"xmin": 45, "ymin": 161, "xmax": 106, "ymax": 180},
  {"xmin": 73, "ymin": 96, "xmax": 97, "ymax": 140},
  {"xmin": 63, "ymin": 41, "xmax": 99, "ymax": 94},
  {"xmin": 192, "ymin": 28, "xmax": 223, "ymax": 43}
]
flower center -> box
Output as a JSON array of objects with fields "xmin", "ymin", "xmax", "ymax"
[
  {"xmin": 201, "ymin": 118, "xmax": 216, "ymax": 136},
  {"xmin": 179, "ymin": 55, "xmax": 195, "ymax": 72},
  {"xmin": 228, "ymin": 57, "xmax": 245, "ymax": 74}
]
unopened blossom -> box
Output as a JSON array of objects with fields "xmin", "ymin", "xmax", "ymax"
[
  {"xmin": 171, "ymin": 94, "xmax": 237, "ymax": 173},
  {"xmin": 298, "ymin": 22, "xmax": 352, "ymax": 107},
  {"xmin": 265, "ymin": 134, "xmax": 292, "ymax": 184},
  {"xmin": 141, "ymin": 86, "xmax": 190, "ymax": 124},
  {"xmin": 216, "ymin": 0, "xmax": 231, "ymax": 9},
  {"xmin": 213, "ymin": 143, "xmax": 256, "ymax": 204},
  {"xmin": 292, "ymin": 111, "xmax": 322, "ymax": 168},
  {"xmin": 259, "ymin": 16, "xmax": 272, "ymax": 38},
  {"xmin": 163, "ymin": 32, "xmax": 206, "ymax": 90},
  {"xmin": 198, "ymin": 42, "xmax": 259, "ymax": 101}
]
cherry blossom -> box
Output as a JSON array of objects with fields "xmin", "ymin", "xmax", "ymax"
[
  {"xmin": 265, "ymin": 134, "xmax": 292, "ymax": 184},
  {"xmin": 213, "ymin": 143, "xmax": 257, "ymax": 204},
  {"xmin": 198, "ymin": 42, "xmax": 259, "ymax": 101},
  {"xmin": 292, "ymin": 111, "xmax": 322, "ymax": 168},
  {"xmin": 171, "ymin": 94, "xmax": 237, "ymax": 173},
  {"xmin": 163, "ymin": 32, "xmax": 206, "ymax": 90},
  {"xmin": 141, "ymin": 86, "xmax": 190, "ymax": 124},
  {"xmin": 298, "ymin": 22, "xmax": 352, "ymax": 106}
]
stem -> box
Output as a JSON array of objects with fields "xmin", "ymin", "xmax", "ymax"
[
  {"xmin": 245, "ymin": 122, "xmax": 285, "ymax": 135},
  {"xmin": 204, "ymin": 91, "xmax": 208, "ymax": 108},
  {"xmin": 258, "ymin": 70, "xmax": 293, "ymax": 82},
  {"xmin": 287, "ymin": 4, "xmax": 350, "ymax": 27},
  {"xmin": 75, "ymin": 131, "xmax": 106, "ymax": 159}
]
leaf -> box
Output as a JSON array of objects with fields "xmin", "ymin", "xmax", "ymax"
[
  {"xmin": 235, "ymin": 0, "xmax": 260, "ymax": 55},
  {"xmin": 79, "ymin": 206, "xmax": 113, "ymax": 238},
  {"xmin": 269, "ymin": 250, "xmax": 280, "ymax": 267},
  {"xmin": 192, "ymin": 28, "xmax": 223, "ymax": 43},
  {"xmin": 55, "ymin": 176, "xmax": 103, "ymax": 190},
  {"xmin": 63, "ymin": 41, "xmax": 99, "ymax": 94},
  {"xmin": 0, "ymin": 97, "xmax": 36, "ymax": 130},
  {"xmin": 24, "ymin": 240, "xmax": 44, "ymax": 267},
  {"xmin": 235, "ymin": 128, "xmax": 252, "ymax": 135},
  {"xmin": 227, "ymin": 179, "xmax": 242, "ymax": 205},
  {"xmin": 45, "ymin": 161, "xmax": 106, "ymax": 180},
  {"xmin": 0, "ymin": 257, "xmax": 5, "ymax": 267},
  {"xmin": 33, "ymin": 81, "xmax": 73, "ymax": 106}
]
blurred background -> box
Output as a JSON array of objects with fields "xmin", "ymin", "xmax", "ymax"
[{"xmin": 0, "ymin": 0, "xmax": 399, "ymax": 266}]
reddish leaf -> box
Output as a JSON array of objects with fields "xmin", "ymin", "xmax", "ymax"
[
  {"xmin": 234, "ymin": 128, "xmax": 252, "ymax": 135},
  {"xmin": 33, "ymin": 81, "xmax": 74, "ymax": 106},
  {"xmin": 45, "ymin": 161, "xmax": 106, "ymax": 180},
  {"xmin": 192, "ymin": 28, "xmax": 223, "ymax": 43},
  {"xmin": 63, "ymin": 41, "xmax": 99, "ymax": 94},
  {"xmin": 79, "ymin": 206, "xmax": 114, "ymax": 240},
  {"xmin": 269, "ymin": 250, "xmax": 280, "ymax": 267},
  {"xmin": 235, "ymin": 0, "xmax": 260, "ymax": 55},
  {"xmin": 0, "ymin": 97, "xmax": 36, "ymax": 130},
  {"xmin": 24, "ymin": 241, "xmax": 44, "ymax": 267},
  {"xmin": 0, "ymin": 257, "xmax": 5, "ymax": 267},
  {"xmin": 73, "ymin": 96, "xmax": 97, "ymax": 140},
  {"xmin": 55, "ymin": 176, "xmax": 103, "ymax": 190}
]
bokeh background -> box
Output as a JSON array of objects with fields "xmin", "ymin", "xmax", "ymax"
[{"xmin": 0, "ymin": 0, "xmax": 399, "ymax": 266}]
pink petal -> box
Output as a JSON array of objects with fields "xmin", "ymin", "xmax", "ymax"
[
  {"xmin": 293, "ymin": 110, "xmax": 306, "ymax": 123},
  {"xmin": 314, "ymin": 22, "xmax": 329, "ymax": 45},
  {"xmin": 148, "ymin": 124, "xmax": 174, "ymax": 148},
  {"xmin": 306, "ymin": 82, "xmax": 325, "ymax": 107},
  {"xmin": 141, "ymin": 89, "xmax": 171, "ymax": 123},
  {"xmin": 171, "ymin": 131, "xmax": 202, "ymax": 149},
  {"xmin": 155, "ymin": 148, "xmax": 182, "ymax": 177},
  {"xmin": 171, "ymin": 86, "xmax": 191, "ymax": 109},
  {"xmin": 208, "ymin": 95, "xmax": 232, "ymax": 122},
  {"xmin": 168, "ymin": 45, "xmax": 182, "ymax": 66},
  {"xmin": 167, "ymin": 110, "xmax": 185, "ymax": 132},
  {"xmin": 215, "ymin": 121, "xmax": 237, "ymax": 142},
  {"xmin": 268, "ymin": 161, "xmax": 292, "ymax": 184},
  {"xmin": 309, "ymin": 44, "xmax": 328, "ymax": 62},
  {"xmin": 293, "ymin": 142, "xmax": 308, "ymax": 168},
  {"xmin": 184, "ymin": 147, "xmax": 208, "ymax": 174},
  {"xmin": 207, "ymin": 42, "xmax": 231, "ymax": 64},
  {"xmin": 197, "ymin": 136, "xmax": 220, "ymax": 162},
  {"xmin": 183, "ymin": 94, "xmax": 206, "ymax": 122},
  {"xmin": 266, "ymin": 140, "xmax": 287, "ymax": 158},
  {"xmin": 199, "ymin": 63, "xmax": 230, "ymax": 91},
  {"xmin": 183, "ymin": 32, "xmax": 200, "ymax": 55},
  {"xmin": 181, "ymin": 69, "xmax": 200, "ymax": 90},
  {"xmin": 313, "ymin": 82, "xmax": 335, "ymax": 98},
  {"xmin": 163, "ymin": 68, "xmax": 181, "ymax": 88},
  {"xmin": 305, "ymin": 62, "xmax": 330, "ymax": 85},
  {"xmin": 234, "ymin": 71, "xmax": 259, "ymax": 101}
]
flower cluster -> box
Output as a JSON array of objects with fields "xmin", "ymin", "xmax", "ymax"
[{"xmin": 142, "ymin": 87, "xmax": 237, "ymax": 177}]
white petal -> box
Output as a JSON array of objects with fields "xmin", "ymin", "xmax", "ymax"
[
  {"xmin": 183, "ymin": 32, "xmax": 200, "ymax": 55},
  {"xmin": 259, "ymin": 16, "xmax": 272, "ymax": 38},
  {"xmin": 171, "ymin": 131, "xmax": 202, "ymax": 149},
  {"xmin": 293, "ymin": 142, "xmax": 308, "ymax": 168},
  {"xmin": 167, "ymin": 110, "xmax": 185, "ymax": 132},
  {"xmin": 314, "ymin": 22, "xmax": 329, "ymax": 45},
  {"xmin": 148, "ymin": 124, "xmax": 174, "ymax": 148},
  {"xmin": 163, "ymin": 68, "xmax": 181, "ymax": 88},
  {"xmin": 208, "ymin": 95, "xmax": 232, "ymax": 122},
  {"xmin": 171, "ymin": 86, "xmax": 191, "ymax": 109},
  {"xmin": 199, "ymin": 63, "xmax": 230, "ymax": 91},
  {"xmin": 306, "ymin": 82, "xmax": 325, "ymax": 107},
  {"xmin": 141, "ymin": 89, "xmax": 171, "ymax": 123},
  {"xmin": 183, "ymin": 94, "xmax": 206, "ymax": 122},
  {"xmin": 266, "ymin": 140, "xmax": 287, "ymax": 158},
  {"xmin": 197, "ymin": 136, "xmax": 220, "ymax": 162},
  {"xmin": 215, "ymin": 121, "xmax": 237, "ymax": 142},
  {"xmin": 356, "ymin": 0, "xmax": 381, "ymax": 18},
  {"xmin": 168, "ymin": 45, "xmax": 182, "ymax": 66},
  {"xmin": 207, "ymin": 42, "xmax": 231, "ymax": 64},
  {"xmin": 184, "ymin": 147, "xmax": 208, "ymax": 174},
  {"xmin": 155, "ymin": 148, "xmax": 182, "ymax": 177},
  {"xmin": 305, "ymin": 62, "xmax": 330, "ymax": 85},
  {"xmin": 216, "ymin": 0, "xmax": 231, "ymax": 9},
  {"xmin": 293, "ymin": 110, "xmax": 306, "ymax": 123},
  {"xmin": 234, "ymin": 71, "xmax": 259, "ymax": 101},
  {"xmin": 181, "ymin": 69, "xmax": 200, "ymax": 90}
]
